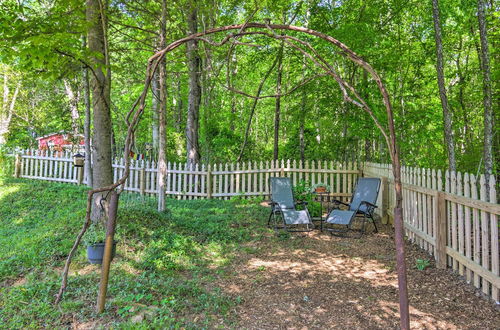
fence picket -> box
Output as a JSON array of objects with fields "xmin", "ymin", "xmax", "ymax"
[
  {"xmin": 489, "ymin": 176, "xmax": 499, "ymax": 301},
  {"xmin": 247, "ymin": 161, "xmax": 252, "ymax": 197},
  {"xmin": 464, "ymin": 173, "xmax": 472, "ymax": 283},
  {"xmin": 457, "ymin": 172, "xmax": 464, "ymax": 275},
  {"xmin": 479, "ymin": 175, "xmax": 490, "ymax": 296},
  {"xmin": 471, "ymin": 174, "xmax": 480, "ymax": 288},
  {"xmin": 252, "ymin": 161, "xmax": 262, "ymax": 195},
  {"xmin": 224, "ymin": 163, "xmax": 229, "ymax": 200}
]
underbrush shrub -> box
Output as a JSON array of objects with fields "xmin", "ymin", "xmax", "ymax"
[{"xmin": 0, "ymin": 146, "xmax": 14, "ymax": 177}]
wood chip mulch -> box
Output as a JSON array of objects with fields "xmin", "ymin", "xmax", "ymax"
[{"xmin": 216, "ymin": 225, "xmax": 500, "ymax": 329}]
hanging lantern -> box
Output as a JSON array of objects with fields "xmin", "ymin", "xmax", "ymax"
[{"xmin": 73, "ymin": 153, "xmax": 85, "ymax": 167}]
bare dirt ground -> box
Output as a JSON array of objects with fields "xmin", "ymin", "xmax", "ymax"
[{"xmin": 217, "ymin": 224, "xmax": 500, "ymax": 329}]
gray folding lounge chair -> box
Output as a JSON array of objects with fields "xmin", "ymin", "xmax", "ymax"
[
  {"xmin": 268, "ymin": 177, "xmax": 314, "ymax": 232},
  {"xmin": 325, "ymin": 178, "xmax": 380, "ymax": 237}
]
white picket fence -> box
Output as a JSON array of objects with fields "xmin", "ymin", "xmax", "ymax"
[
  {"xmin": 364, "ymin": 162, "xmax": 499, "ymax": 303},
  {"xmin": 16, "ymin": 150, "xmax": 360, "ymax": 201}
]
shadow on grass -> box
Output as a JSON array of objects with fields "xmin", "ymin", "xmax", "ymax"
[{"xmin": 0, "ymin": 177, "xmax": 271, "ymax": 328}]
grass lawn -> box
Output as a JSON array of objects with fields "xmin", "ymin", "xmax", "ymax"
[
  {"xmin": 1, "ymin": 176, "xmax": 499, "ymax": 329},
  {"xmin": 0, "ymin": 176, "xmax": 270, "ymax": 328}
]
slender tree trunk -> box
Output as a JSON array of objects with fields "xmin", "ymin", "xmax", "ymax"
[
  {"xmin": 186, "ymin": 5, "xmax": 201, "ymax": 166},
  {"xmin": 82, "ymin": 38, "xmax": 93, "ymax": 187},
  {"xmin": 299, "ymin": 62, "xmax": 307, "ymax": 164},
  {"xmin": 230, "ymin": 53, "xmax": 237, "ymax": 132},
  {"xmin": 151, "ymin": 72, "xmax": 160, "ymax": 150},
  {"xmin": 174, "ymin": 74, "xmax": 183, "ymax": 132},
  {"xmin": 0, "ymin": 73, "xmax": 20, "ymax": 145},
  {"xmin": 432, "ymin": 0, "xmax": 456, "ymax": 171},
  {"xmin": 157, "ymin": 0, "xmax": 167, "ymax": 211},
  {"xmin": 87, "ymin": 0, "xmax": 112, "ymax": 223},
  {"xmin": 63, "ymin": 79, "xmax": 80, "ymax": 136},
  {"xmin": 477, "ymin": 0, "xmax": 494, "ymax": 183},
  {"xmin": 274, "ymin": 43, "xmax": 284, "ymax": 161}
]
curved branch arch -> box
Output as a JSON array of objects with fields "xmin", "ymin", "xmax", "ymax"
[{"xmin": 57, "ymin": 22, "xmax": 409, "ymax": 329}]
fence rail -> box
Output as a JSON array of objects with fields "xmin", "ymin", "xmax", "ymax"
[
  {"xmin": 364, "ymin": 162, "xmax": 499, "ymax": 303},
  {"xmin": 12, "ymin": 151, "xmax": 499, "ymax": 303}
]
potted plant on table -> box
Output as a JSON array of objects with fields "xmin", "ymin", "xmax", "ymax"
[
  {"xmin": 310, "ymin": 183, "xmax": 331, "ymax": 194},
  {"xmin": 84, "ymin": 222, "xmax": 116, "ymax": 264}
]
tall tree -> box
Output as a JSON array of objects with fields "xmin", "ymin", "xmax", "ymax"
[
  {"xmin": 82, "ymin": 38, "xmax": 93, "ymax": 188},
  {"xmin": 0, "ymin": 69, "xmax": 20, "ymax": 145},
  {"xmin": 274, "ymin": 42, "xmax": 284, "ymax": 161},
  {"xmin": 63, "ymin": 79, "xmax": 80, "ymax": 136},
  {"xmin": 151, "ymin": 72, "xmax": 160, "ymax": 149},
  {"xmin": 476, "ymin": 0, "xmax": 494, "ymax": 181},
  {"xmin": 186, "ymin": 2, "xmax": 201, "ymax": 166},
  {"xmin": 157, "ymin": 0, "xmax": 168, "ymax": 211},
  {"xmin": 87, "ymin": 0, "xmax": 113, "ymax": 222},
  {"xmin": 431, "ymin": 0, "xmax": 456, "ymax": 171}
]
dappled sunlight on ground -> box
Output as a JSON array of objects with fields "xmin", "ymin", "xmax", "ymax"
[{"xmin": 217, "ymin": 225, "xmax": 499, "ymax": 329}]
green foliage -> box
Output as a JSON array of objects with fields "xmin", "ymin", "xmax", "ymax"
[
  {"xmin": 415, "ymin": 258, "xmax": 431, "ymax": 271},
  {"xmin": 0, "ymin": 177, "xmax": 270, "ymax": 327},
  {"xmin": 0, "ymin": 146, "xmax": 14, "ymax": 177},
  {"xmin": 0, "ymin": 0, "xmax": 497, "ymax": 173},
  {"xmin": 292, "ymin": 180, "xmax": 321, "ymax": 217},
  {"xmin": 83, "ymin": 222, "xmax": 106, "ymax": 246},
  {"xmin": 292, "ymin": 179, "xmax": 310, "ymax": 201}
]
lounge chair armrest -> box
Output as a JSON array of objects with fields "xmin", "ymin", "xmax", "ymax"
[
  {"xmin": 360, "ymin": 201, "xmax": 377, "ymax": 208},
  {"xmin": 295, "ymin": 201, "xmax": 308, "ymax": 206},
  {"xmin": 332, "ymin": 199, "xmax": 349, "ymax": 207},
  {"xmin": 357, "ymin": 201, "xmax": 378, "ymax": 216},
  {"xmin": 328, "ymin": 199, "xmax": 349, "ymax": 213}
]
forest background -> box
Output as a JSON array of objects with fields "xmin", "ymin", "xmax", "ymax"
[{"xmin": 0, "ymin": 0, "xmax": 498, "ymax": 176}]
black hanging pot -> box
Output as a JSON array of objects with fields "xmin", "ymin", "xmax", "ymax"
[{"xmin": 87, "ymin": 241, "xmax": 117, "ymax": 264}]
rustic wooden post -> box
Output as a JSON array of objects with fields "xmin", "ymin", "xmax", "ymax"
[
  {"xmin": 97, "ymin": 191, "xmax": 119, "ymax": 313},
  {"xmin": 140, "ymin": 167, "xmax": 146, "ymax": 195},
  {"xmin": 435, "ymin": 191, "xmax": 447, "ymax": 269},
  {"xmin": 14, "ymin": 154, "xmax": 22, "ymax": 178},
  {"xmin": 381, "ymin": 177, "xmax": 389, "ymax": 224},
  {"xmin": 77, "ymin": 167, "xmax": 84, "ymax": 185},
  {"xmin": 207, "ymin": 167, "xmax": 212, "ymax": 199}
]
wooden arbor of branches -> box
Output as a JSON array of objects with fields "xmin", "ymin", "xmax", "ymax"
[{"xmin": 55, "ymin": 23, "xmax": 410, "ymax": 329}]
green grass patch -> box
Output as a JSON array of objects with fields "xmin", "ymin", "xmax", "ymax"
[{"xmin": 0, "ymin": 176, "xmax": 270, "ymax": 328}]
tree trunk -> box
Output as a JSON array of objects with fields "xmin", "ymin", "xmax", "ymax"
[
  {"xmin": 274, "ymin": 43, "xmax": 284, "ymax": 161},
  {"xmin": 299, "ymin": 62, "xmax": 307, "ymax": 164},
  {"xmin": 432, "ymin": 0, "xmax": 456, "ymax": 171},
  {"xmin": 157, "ymin": 0, "xmax": 167, "ymax": 211},
  {"xmin": 477, "ymin": 0, "xmax": 494, "ymax": 183},
  {"xmin": 87, "ymin": 0, "xmax": 113, "ymax": 223},
  {"xmin": 186, "ymin": 4, "xmax": 201, "ymax": 166},
  {"xmin": 63, "ymin": 79, "xmax": 80, "ymax": 136},
  {"xmin": 82, "ymin": 40, "xmax": 93, "ymax": 187},
  {"xmin": 151, "ymin": 72, "xmax": 160, "ymax": 150},
  {"xmin": 174, "ymin": 74, "xmax": 183, "ymax": 132},
  {"xmin": 0, "ymin": 73, "xmax": 20, "ymax": 145}
]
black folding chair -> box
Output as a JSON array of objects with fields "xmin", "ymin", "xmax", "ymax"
[{"xmin": 324, "ymin": 178, "xmax": 380, "ymax": 237}]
